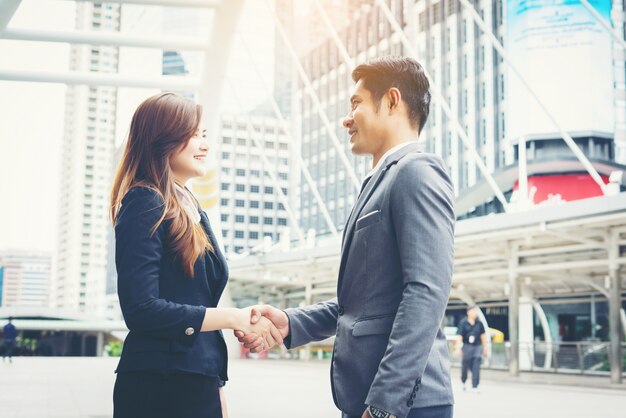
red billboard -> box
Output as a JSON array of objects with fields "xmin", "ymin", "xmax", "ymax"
[{"xmin": 513, "ymin": 174, "xmax": 608, "ymax": 205}]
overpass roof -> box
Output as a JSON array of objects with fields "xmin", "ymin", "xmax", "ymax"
[
  {"xmin": 228, "ymin": 193, "xmax": 626, "ymax": 305},
  {"xmin": 0, "ymin": 307, "xmax": 128, "ymax": 333}
]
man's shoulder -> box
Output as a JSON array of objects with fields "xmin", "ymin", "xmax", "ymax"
[
  {"xmin": 395, "ymin": 151, "xmax": 443, "ymax": 169},
  {"xmin": 392, "ymin": 151, "xmax": 448, "ymax": 185}
]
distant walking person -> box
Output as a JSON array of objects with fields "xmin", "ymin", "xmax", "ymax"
[
  {"xmin": 2, "ymin": 317, "xmax": 18, "ymax": 362},
  {"xmin": 456, "ymin": 306, "xmax": 488, "ymax": 392}
]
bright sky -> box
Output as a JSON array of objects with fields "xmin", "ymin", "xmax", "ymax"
[{"xmin": 0, "ymin": 1, "xmax": 275, "ymax": 253}]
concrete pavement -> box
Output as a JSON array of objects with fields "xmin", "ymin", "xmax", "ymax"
[{"xmin": 0, "ymin": 357, "xmax": 623, "ymax": 418}]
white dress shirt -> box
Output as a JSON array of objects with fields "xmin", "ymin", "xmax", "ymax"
[{"xmin": 364, "ymin": 141, "xmax": 418, "ymax": 182}]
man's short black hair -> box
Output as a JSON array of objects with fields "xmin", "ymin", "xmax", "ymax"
[
  {"xmin": 352, "ymin": 56, "xmax": 431, "ymax": 133},
  {"xmin": 8, "ymin": 316, "xmax": 13, "ymax": 321}
]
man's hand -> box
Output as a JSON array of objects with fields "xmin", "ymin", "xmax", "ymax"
[
  {"xmin": 233, "ymin": 304, "xmax": 289, "ymax": 353},
  {"xmin": 361, "ymin": 409, "xmax": 372, "ymax": 418},
  {"xmin": 482, "ymin": 347, "xmax": 489, "ymax": 358}
]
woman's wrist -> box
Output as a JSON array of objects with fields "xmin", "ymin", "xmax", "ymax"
[
  {"xmin": 201, "ymin": 307, "xmax": 249, "ymax": 332},
  {"xmin": 227, "ymin": 308, "xmax": 249, "ymax": 330}
]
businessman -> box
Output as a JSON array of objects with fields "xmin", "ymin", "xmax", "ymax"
[{"xmin": 237, "ymin": 57, "xmax": 455, "ymax": 418}]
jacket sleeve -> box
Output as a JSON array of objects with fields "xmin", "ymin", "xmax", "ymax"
[
  {"xmin": 283, "ymin": 298, "xmax": 339, "ymax": 349},
  {"xmin": 115, "ymin": 187, "xmax": 206, "ymax": 348},
  {"xmin": 365, "ymin": 155, "xmax": 455, "ymax": 418}
]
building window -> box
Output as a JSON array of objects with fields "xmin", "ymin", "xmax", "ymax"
[
  {"xmin": 249, "ymin": 231, "xmax": 259, "ymax": 239},
  {"xmin": 250, "ymin": 170, "xmax": 260, "ymax": 177},
  {"xmin": 278, "ymin": 218, "xmax": 287, "ymax": 226},
  {"xmin": 220, "ymin": 214, "xmax": 228, "ymax": 222},
  {"xmin": 222, "ymin": 152, "xmax": 231, "ymax": 159},
  {"xmin": 463, "ymin": 89, "xmax": 468, "ymax": 115},
  {"xmin": 264, "ymin": 186, "xmax": 274, "ymax": 194},
  {"xmin": 481, "ymin": 82, "xmax": 486, "ymax": 108},
  {"xmin": 235, "ymin": 215, "xmax": 244, "ymax": 223},
  {"xmin": 250, "ymin": 201, "xmax": 259, "ymax": 208},
  {"xmin": 237, "ymin": 138, "xmax": 246, "ymax": 146},
  {"xmin": 250, "ymin": 185, "xmax": 259, "ymax": 193},
  {"xmin": 480, "ymin": 46, "xmax": 485, "ymax": 71},
  {"xmin": 235, "ymin": 199, "xmax": 245, "ymax": 207},
  {"xmin": 278, "ymin": 203, "xmax": 285, "ymax": 210},
  {"xmin": 236, "ymin": 168, "xmax": 245, "ymax": 176},
  {"xmin": 264, "ymin": 202, "xmax": 273, "ymax": 210},
  {"xmin": 281, "ymin": 188, "xmax": 288, "ymax": 196},
  {"xmin": 221, "ymin": 183, "xmax": 230, "ymax": 191},
  {"xmin": 221, "ymin": 198, "xmax": 229, "ymax": 206},
  {"xmin": 250, "ymin": 216, "xmax": 259, "ymax": 224},
  {"xmin": 264, "ymin": 217, "xmax": 273, "ymax": 225},
  {"xmin": 236, "ymin": 184, "xmax": 245, "ymax": 192},
  {"xmin": 235, "ymin": 230, "xmax": 244, "ymax": 239}
]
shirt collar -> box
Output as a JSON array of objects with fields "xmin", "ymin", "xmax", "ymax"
[
  {"xmin": 364, "ymin": 141, "xmax": 418, "ymax": 180},
  {"xmin": 174, "ymin": 182, "xmax": 201, "ymax": 224}
]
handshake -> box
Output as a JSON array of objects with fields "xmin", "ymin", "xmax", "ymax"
[{"xmin": 233, "ymin": 305, "xmax": 289, "ymax": 353}]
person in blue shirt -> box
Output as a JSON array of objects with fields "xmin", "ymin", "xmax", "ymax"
[
  {"xmin": 2, "ymin": 316, "xmax": 18, "ymax": 362},
  {"xmin": 455, "ymin": 306, "xmax": 488, "ymax": 392}
]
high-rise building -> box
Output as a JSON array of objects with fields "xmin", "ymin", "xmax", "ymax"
[
  {"xmin": 0, "ymin": 250, "xmax": 51, "ymax": 308},
  {"xmin": 273, "ymin": 0, "xmax": 372, "ymax": 117},
  {"xmin": 296, "ymin": 0, "xmax": 626, "ymax": 233},
  {"xmin": 209, "ymin": 114, "xmax": 292, "ymax": 255},
  {"xmin": 296, "ymin": 1, "xmax": 407, "ymax": 235},
  {"xmin": 56, "ymin": 2, "xmax": 121, "ymax": 316}
]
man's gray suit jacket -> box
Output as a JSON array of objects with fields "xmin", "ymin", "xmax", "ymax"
[{"xmin": 284, "ymin": 143, "xmax": 455, "ymax": 418}]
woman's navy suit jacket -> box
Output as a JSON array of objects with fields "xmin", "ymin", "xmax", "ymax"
[{"xmin": 114, "ymin": 187, "xmax": 229, "ymax": 382}]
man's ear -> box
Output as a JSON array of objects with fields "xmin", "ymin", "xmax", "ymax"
[{"xmin": 387, "ymin": 87, "xmax": 401, "ymax": 112}]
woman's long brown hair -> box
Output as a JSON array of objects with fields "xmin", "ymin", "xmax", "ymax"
[{"xmin": 110, "ymin": 92, "xmax": 213, "ymax": 277}]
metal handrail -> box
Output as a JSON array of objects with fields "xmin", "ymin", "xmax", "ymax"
[{"xmin": 448, "ymin": 340, "xmax": 626, "ymax": 376}]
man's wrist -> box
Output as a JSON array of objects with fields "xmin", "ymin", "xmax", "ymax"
[{"xmin": 367, "ymin": 405, "xmax": 396, "ymax": 418}]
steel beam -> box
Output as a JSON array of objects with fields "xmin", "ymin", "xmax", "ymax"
[
  {"xmin": 0, "ymin": 28, "xmax": 208, "ymax": 50},
  {"xmin": 0, "ymin": 68, "xmax": 200, "ymax": 89}
]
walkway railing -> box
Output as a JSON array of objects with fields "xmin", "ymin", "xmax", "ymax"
[{"xmin": 449, "ymin": 341, "xmax": 626, "ymax": 376}]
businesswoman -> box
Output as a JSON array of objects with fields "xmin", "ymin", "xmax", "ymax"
[{"xmin": 110, "ymin": 92, "xmax": 281, "ymax": 418}]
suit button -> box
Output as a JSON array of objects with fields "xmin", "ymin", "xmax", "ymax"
[
  {"xmin": 185, "ymin": 327, "xmax": 195, "ymax": 336},
  {"xmin": 338, "ymin": 306, "xmax": 344, "ymax": 316}
]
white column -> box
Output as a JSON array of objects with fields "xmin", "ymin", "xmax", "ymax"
[{"xmin": 519, "ymin": 295, "xmax": 534, "ymax": 370}]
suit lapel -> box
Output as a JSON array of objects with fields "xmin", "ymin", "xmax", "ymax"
[
  {"xmin": 199, "ymin": 210, "xmax": 228, "ymax": 303},
  {"xmin": 341, "ymin": 166, "xmax": 387, "ymax": 252},
  {"xmin": 337, "ymin": 142, "xmax": 421, "ymax": 292}
]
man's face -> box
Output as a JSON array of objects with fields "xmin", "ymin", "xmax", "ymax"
[
  {"xmin": 467, "ymin": 308, "xmax": 477, "ymax": 321},
  {"xmin": 343, "ymin": 79, "xmax": 387, "ymax": 156}
]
